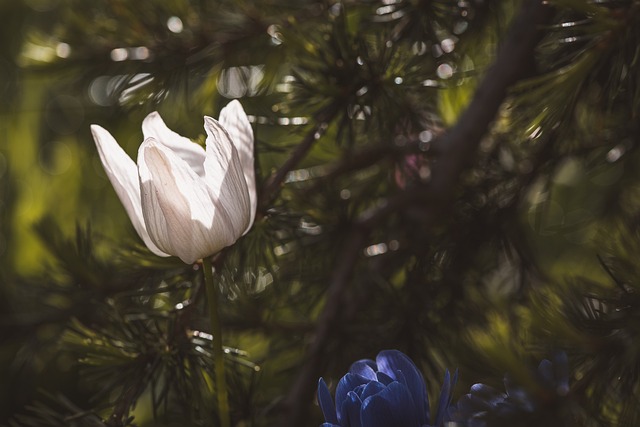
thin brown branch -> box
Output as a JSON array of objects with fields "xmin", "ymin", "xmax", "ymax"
[
  {"xmin": 306, "ymin": 138, "xmax": 443, "ymax": 193},
  {"xmin": 280, "ymin": 0, "xmax": 553, "ymax": 424},
  {"xmin": 281, "ymin": 225, "xmax": 368, "ymax": 426},
  {"xmin": 258, "ymin": 105, "xmax": 340, "ymax": 211}
]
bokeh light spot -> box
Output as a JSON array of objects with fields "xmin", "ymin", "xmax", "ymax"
[
  {"xmin": 437, "ymin": 63, "xmax": 453, "ymax": 79},
  {"xmin": 167, "ymin": 16, "xmax": 184, "ymax": 33}
]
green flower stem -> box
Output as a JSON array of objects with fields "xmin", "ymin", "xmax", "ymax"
[{"xmin": 203, "ymin": 256, "xmax": 230, "ymax": 427}]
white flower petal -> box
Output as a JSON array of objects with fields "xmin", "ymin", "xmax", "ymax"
[
  {"xmin": 142, "ymin": 112, "xmax": 207, "ymax": 177},
  {"xmin": 203, "ymin": 116, "xmax": 252, "ymax": 241},
  {"xmin": 138, "ymin": 137, "xmax": 228, "ymax": 264},
  {"xmin": 219, "ymin": 100, "xmax": 257, "ymax": 232},
  {"xmin": 90, "ymin": 125, "xmax": 168, "ymax": 257}
]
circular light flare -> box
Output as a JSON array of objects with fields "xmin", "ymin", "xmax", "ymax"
[
  {"xmin": 437, "ymin": 63, "xmax": 454, "ymax": 79},
  {"xmin": 110, "ymin": 48, "xmax": 128, "ymax": 62},
  {"xmin": 441, "ymin": 38, "xmax": 455, "ymax": 53},
  {"xmin": 167, "ymin": 16, "xmax": 183, "ymax": 33},
  {"xmin": 56, "ymin": 42, "xmax": 71, "ymax": 58}
]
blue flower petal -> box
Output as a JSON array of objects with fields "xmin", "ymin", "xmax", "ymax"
[
  {"xmin": 318, "ymin": 378, "xmax": 338, "ymax": 424},
  {"xmin": 503, "ymin": 376, "xmax": 534, "ymax": 412},
  {"xmin": 336, "ymin": 373, "xmax": 370, "ymax": 424},
  {"xmin": 456, "ymin": 393, "xmax": 494, "ymax": 412},
  {"xmin": 537, "ymin": 359, "xmax": 554, "ymax": 388},
  {"xmin": 535, "ymin": 352, "xmax": 570, "ymax": 396},
  {"xmin": 376, "ymin": 371, "xmax": 394, "ymax": 385},
  {"xmin": 447, "ymin": 393, "xmax": 503, "ymax": 427},
  {"xmin": 352, "ymin": 383, "xmax": 368, "ymax": 399},
  {"xmin": 321, "ymin": 424, "xmax": 342, "ymax": 427},
  {"xmin": 350, "ymin": 359, "xmax": 378, "ymax": 380},
  {"xmin": 361, "ymin": 382, "xmax": 421, "ymax": 427},
  {"xmin": 468, "ymin": 414, "xmax": 489, "ymax": 427},
  {"xmin": 343, "ymin": 391, "xmax": 363, "ymax": 427},
  {"xmin": 434, "ymin": 369, "xmax": 457, "ymax": 426},
  {"xmin": 552, "ymin": 351, "xmax": 570, "ymax": 395},
  {"xmin": 470, "ymin": 383, "xmax": 506, "ymax": 407},
  {"xmin": 375, "ymin": 350, "xmax": 429, "ymax": 425},
  {"xmin": 392, "ymin": 369, "xmax": 407, "ymax": 387},
  {"xmin": 495, "ymin": 398, "xmax": 522, "ymax": 416},
  {"xmin": 361, "ymin": 381, "xmax": 386, "ymax": 401}
]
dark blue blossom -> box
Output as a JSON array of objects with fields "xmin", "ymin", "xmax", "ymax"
[
  {"xmin": 446, "ymin": 352, "xmax": 570, "ymax": 427},
  {"xmin": 317, "ymin": 349, "xmax": 457, "ymax": 427}
]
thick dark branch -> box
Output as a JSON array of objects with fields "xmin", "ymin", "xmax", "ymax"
[
  {"xmin": 427, "ymin": 0, "xmax": 553, "ymax": 207},
  {"xmin": 280, "ymin": 0, "xmax": 552, "ymax": 425}
]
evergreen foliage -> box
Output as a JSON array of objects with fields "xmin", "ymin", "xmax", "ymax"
[{"xmin": 2, "ymin": 0, "xmax": 640, "ymax": 426}]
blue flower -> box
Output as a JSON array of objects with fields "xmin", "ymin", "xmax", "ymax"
[
  {"xmin": 446, "ymin": 352, "xmax": 570, "ymax": 427},
  {"xmin": 317, "ymin": 349, "xmax": 457, "ymax": 427}
]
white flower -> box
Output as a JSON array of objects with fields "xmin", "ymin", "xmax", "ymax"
[{"xmin": 91, "ymin": 100, "xmax": 256, "ymax": 264}]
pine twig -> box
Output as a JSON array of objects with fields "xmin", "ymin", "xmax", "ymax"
[{"xmin": 258, "ymin": 105, "xmax": 340, "ymax": 211}]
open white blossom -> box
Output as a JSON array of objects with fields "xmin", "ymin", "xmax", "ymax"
[{"xmin": 91, "ymin": 100, "xmax": 256, "ymax": 264}]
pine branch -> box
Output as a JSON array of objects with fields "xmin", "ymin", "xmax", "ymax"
[
  {"xmin": 258, "ymin": 104, "xmax": 340, "ymax": 212},
  {"xmin": 8, "ymin": 393, "xmax": 109, "ymax": 427},
  {"xmin": 280, "ymin": 0, "xmax": 553, "ymax": 424}
]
